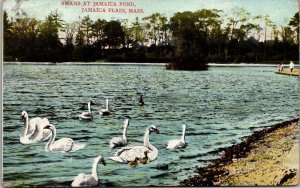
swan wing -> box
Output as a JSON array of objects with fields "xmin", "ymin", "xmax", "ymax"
[
  {"xmin": 37, "ymin": 118, "xmax": 52, "ymax": 140},
  {"xmin": 39, "ymin": 118, "xmax": 50, "ymax": 126},
  {"xmin": 51, "ymin": 138, "xmax": 74, "ymax": 152},
  {"xmin": 28, "ymin": 118, "xmax": 51, "ymax": 141},
  {"xmin": 167, "ymin": 139, "xmax": 185, "ymax": 149},
  {"xmin": 27, "ymin": 117, "xmax": 42, "ymax": 136},
  {"xmin": 71, "ymin": 173, "xmax": 98, "ymax": 187},
  {"xmin": 167, "ymin": 139, "xmax": 180, "ymax": 149},
  {"xmin": 176, "ymin": 141, "xmax": 186, "ymax": 149},
  {"xmin": 41, "ymin": 129, "xmax": 52, "ymax": 141},
  {"xmin": 70, "ymin": 142, "xmax": 86, "ymax": 152},
  {"xmin": 100, "ymin": 109, "xmax": 110, "ymax": 115},
  {"xmin": 79, "ymin": 112, "xmax": 93, "ymax": 120},
  {"xmin": 110, "ymin": 137, "xmax": 126, "ymax": 148},
  {"xmin": 113, "ymin": 146, "xmax": 149, "ymax": 162}
]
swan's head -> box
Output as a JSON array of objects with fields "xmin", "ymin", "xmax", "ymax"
[
  {"xmin": 89, "ymin": 101, "xmax": 96, "ymax": 105},
  {"xmin": 148, "ymin": 125, "xmax": 159, "ymax": 134},
  {"xmin": 97, "ymin": 154, "xmax": 106, "ymax": 166},
  {"xmin": 43, "ymin": 124, "xmax": 54, "ymax": 130},
  {"xmin": 123, "ymin": 116, "xmax": 131, "ymax": 128},
  {"xmin": 21, "ymin": 111, "xmax": 28, "ymax": 122},
  {"xmin": 182, "ymin": 124, "xmax": 187, "ymax": 130}
]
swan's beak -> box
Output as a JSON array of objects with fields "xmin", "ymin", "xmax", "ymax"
[
  {"xmin": 155, "ymin": 128, "xmax": 160, "ymax": 134},
  {"xmin": 102, "ymin": 160, "xmax": 106, "ymax": 166}
]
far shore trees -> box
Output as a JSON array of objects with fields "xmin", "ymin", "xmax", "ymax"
[{"xmin": 3, "ymin": 8, "xmax": 299, "ymax": 69}]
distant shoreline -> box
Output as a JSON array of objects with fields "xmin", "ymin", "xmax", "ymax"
[{"xmin": 4, "ymin": 62, "xmax": 299, "ymax": 67}]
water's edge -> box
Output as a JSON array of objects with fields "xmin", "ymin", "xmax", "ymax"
[{"xmin": 181, "ymin": 117, "xmax": 300, "ymax": 186}]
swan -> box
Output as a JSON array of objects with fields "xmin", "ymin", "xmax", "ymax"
[
  {"xmin": 109, "ymin": 118, "xmax": 130, "ymax": 148},
  {"xmin": 79, "ymin": 101, "xmax": 93, "ymax": 120},
  {"xmin": 43, "ymin": 124, "xmax": 86, "ymax": 152},
  {"xmin": 166, "ymin": 124, "xmax": 187, "ymax": 149},
  {"xmin": 139, "ymin": 95, "xmax": 144, "ymax": 106},
  {"xmin": 71, "ymin": 154, "xmax": 106, "ymax": 187},
  {"xmin": 20, "ymin": 111, "xmax": 52, "ymax": 144},
  {"xmin": 110, "ymin": 125, "xmax": 159, "ymax": 163},
  {"xmin": 99, "ymin": 99, "xmax": 110, "ymax": 116}
]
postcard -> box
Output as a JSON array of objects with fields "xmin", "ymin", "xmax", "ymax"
[{"xmin": 2, "ymin": 0, "xmax": 299, "ymax": 187}]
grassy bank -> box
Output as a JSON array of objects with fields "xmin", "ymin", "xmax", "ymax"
[{"xmin": 181, "ymin": 118, "xmax": 299, "ymax": 186}]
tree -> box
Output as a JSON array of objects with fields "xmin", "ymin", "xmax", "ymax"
[
  {"xmin": 281, "ymin": 26, "xmax": 295, "ymax": 61},
  {"xmin": 63, "ymin": 22, "xmax": 77, "ymax": 46},
  {"xmin": 3, "ymin": 11, "xmax": 13, "ymax": 60},
  {"xmin": 75, "ymin": 29, "xmax": 85, "ymax": 47},
  {"xmin": 142, "ymin": 13, "xmax": 168, "ymax": 46},
  {"xmin": 194, "ymin": 9, "xmax": 222, "ymax": 56},
  {"xmin": 131, "ymin": 17, "xmax": 145, "ymax": 46},
  {"xmin": 168, "ymin": 11, "xmax": 209, "ymax": 70},
  {"xmin": 38, "ymin": 11, "xmax": 64, "ymax": 61},
  {"xmin": 227, "ymin": 7, "xmax": 251, "ymax": 40},
  {"xmin": 92, "ymin": 19, "xmax": 106, "ymax": 42},
  {"xmin": 80, "ymin": 16, "xmax": 93, "ymax": 44},
  {"xmin": 103, "ymin": 20, "xmax": 125, "ymax": 49},
  {"xmin": 288, "ymin": 12, "xmax": 299, "ymax": 44}
]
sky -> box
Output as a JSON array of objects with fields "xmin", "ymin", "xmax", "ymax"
[{"xmin": 2, "ymin": 0, "xmax": 298, "ymax": 26}]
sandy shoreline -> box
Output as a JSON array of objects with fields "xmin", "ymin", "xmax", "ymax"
[{"xmin": 181, "ymin": 118, "xmax": 299, "ymax": 186}]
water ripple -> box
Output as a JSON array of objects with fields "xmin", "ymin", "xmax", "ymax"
[{"xmin": 3, "ymin": 64, "xmax": 299, "ymax": 187}]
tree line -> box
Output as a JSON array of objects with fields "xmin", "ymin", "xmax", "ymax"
[{"xmin": 3, "ymin": 8, "xmax": 299, "ymax": 70}]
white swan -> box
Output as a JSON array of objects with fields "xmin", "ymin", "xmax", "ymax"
[
  {"xmin": 71, "ymin": 154, "xmax": 106, "ymax": 187},
  {"xmin": 167, "ymin": 124, "xmax": 187, "ymax": 149},
  {"xmin": 109, "ymin": 119, "xmax": 130, "ymax": 148},
  {"xmin": 79, "ymin": 101, "xmax": 93, "ymax": 120},
  {"xmin": 110, "ymin": 125, "xmax": 159, "ymax": 163},
  {"xmin": 99, "ymin": 99, "xmax": 110, "ymax": 116},
  {"xmin": 43, "ymin": 124, "xmax": 86, "ymax": 152},
  {"xmin": 20, "ymin": 111, "xmax": 52, "ymax": 144}
]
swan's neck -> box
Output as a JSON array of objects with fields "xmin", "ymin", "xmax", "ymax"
[
  {"xmin": 23, "ymin": 116, "xmax": 29, "ymax": 136},
  {"xmin": 143, "ymin": 129, "xmax": 150, "ymax": 147},
  {"xmin": 88, "ymin": 102, "xmax": 91, "ymax": 113},
  {"xmin": 105, "ymin": 99, "xmax": 109, "ymax": 110},
  {"xmin": 92, "ymin": 157, "xmax": 100, "ymax": 181},
  {"xmin": 143, "ymin": 129, "xmax": 158, "ymax": 160},
  {"xmin": 143, "ymin": 129, "xmax": 156, "ymax": 151},
  {"xmin": 181, "ymin": 126, "xmax": 186, "ymax": 143},
  {"xmin": 122, "ymin": 120, "xmax": 128, "ymax": 140},
  {"xmin": 45, "ymin": 126, "xmax": 56, "ymax": 151}
]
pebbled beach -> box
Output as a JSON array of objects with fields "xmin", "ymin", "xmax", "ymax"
[{"xmin": 181, "ymin": 118, "xmax": 299, "ymax": 186}]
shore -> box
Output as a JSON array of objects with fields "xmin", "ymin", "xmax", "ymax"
[
  {"xmin": 181, "ymin": 118, "xmax": 299, "ymax": 186},
  {"xmin": 5, "ymin": 61, "xmax": 299, "ymax": 67}
]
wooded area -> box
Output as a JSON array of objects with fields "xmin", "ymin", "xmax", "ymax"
[{"xmin": 3, "ymin": 8, "xmax": 299, "ymax": 70}]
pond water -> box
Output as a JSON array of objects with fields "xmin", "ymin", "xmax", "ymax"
[{"xmin": 3, "ymin": 63, "xmax": 299, "ymax": 187}]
